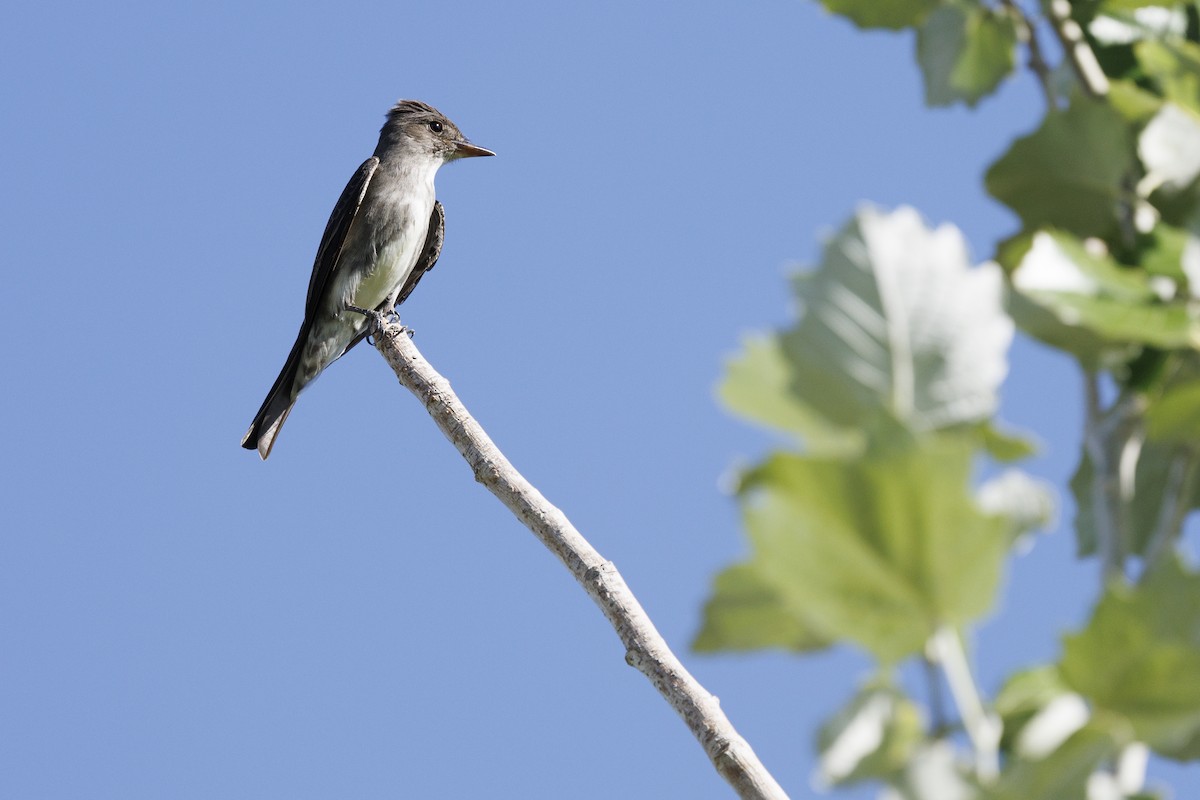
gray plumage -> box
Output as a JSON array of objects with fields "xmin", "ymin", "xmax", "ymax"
[{"xmin": 242, "ymin": 100, "xmax": 493, "ymax": 459}]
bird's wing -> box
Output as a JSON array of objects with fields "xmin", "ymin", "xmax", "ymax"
[
  {"xmin": 393, "ymin": 200, "xmax": 445, "ymax": 308},
  {"xmin": 304, "ymin": 156, "xmax": 380, "ymax": 318}
]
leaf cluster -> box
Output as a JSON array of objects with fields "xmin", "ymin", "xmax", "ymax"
[{"xmin": 700, "ymin": 1, "xmax": 1200, "ymax": 797}]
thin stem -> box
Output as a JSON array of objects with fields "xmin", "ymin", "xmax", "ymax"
[
  {"xmin": 1142, "ymin": 450, "xmax": 1198, "ymax": 576},
  {"xmin": 1116, "ymin": 428, "xmax": 1143, "ymax": 552},
  {"xmin": 1084, "ymin": 371, "xmax": 1125, "ymax": 583},
  {"xmin": 928, "ymin": 627, "xmax": 1000, "ymax": 782},
  {"xmin": 367, "ymin": 322, "xmax": 788, "ymax": 800},
  {"xmin": 924, "ymin": 656, "xmax": 950, "ymax": 738},
  {"xmin": 1001, "ymin": 0, "xmax": 1056, "ymax": 108}
]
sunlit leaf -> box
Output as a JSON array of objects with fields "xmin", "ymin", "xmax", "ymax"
[
  {"xmin": 780, "ymin": 206, "xmax": 1013, "ymax": 433},
  {"xmin": 1009, "ymin": 231, "xmax": 1200, "ymax": 351},
  {"xmin": 693, "ymin": 562, "xmax": 833, "ymax": 653},
  {"xmin": 718, "ymin": 335, "xmax": 864, "ymax": 455},
  {"xmin": 1140, "ymin": 103, "xmax": 1200, "ymax": 194},
  {"xmin": 1090, "ymin": 6, "xmax": 1187, "ymax": 45},
  {"xmin": 736, "ymin": 440, "xmax": 1011, "ymax": 662}
]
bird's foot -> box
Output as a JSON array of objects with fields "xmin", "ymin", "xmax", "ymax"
[{"xmin": 345, "ymin": 304, "xmax": 411, "ymax": 343}]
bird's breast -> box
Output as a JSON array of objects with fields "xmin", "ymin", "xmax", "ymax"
[{"xmin": 341, "ymin": 187, "xmax": 435, "ymax": 314}]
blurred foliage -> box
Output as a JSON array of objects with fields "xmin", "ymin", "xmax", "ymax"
[{"xmin": 699, "ymin": 0, "xmax": 1200, "ymax": 797}]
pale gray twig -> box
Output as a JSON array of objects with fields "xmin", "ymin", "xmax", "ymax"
[{"xmin": 369, "ymin": 322, "xmax": 788, "ymax": 800}]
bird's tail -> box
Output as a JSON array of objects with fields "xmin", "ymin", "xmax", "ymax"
[{"xmin": 241, "ymin": 333, "xmax": 306, "ymax": 460}]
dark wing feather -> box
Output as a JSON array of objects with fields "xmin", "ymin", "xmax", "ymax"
[
  {"xmin": 305, "ymin": 156, "xmax": 379, "ymax": 318},
  {"xmin": 393, "ymin": 200, "xmax": 445, "ymax": 308},
  {"xmin": 240, "ymin": 157, "xmax": 378, "ymax": 458}
]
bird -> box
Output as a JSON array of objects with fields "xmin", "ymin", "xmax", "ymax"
[{"xmin": 241, "ymin": 100, "xmax": 494, "ymax": 459}]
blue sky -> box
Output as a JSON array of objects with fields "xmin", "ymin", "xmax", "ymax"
[{"xmin": 2, "ymin": 1, "xmax": 1195, "ymax": 797}]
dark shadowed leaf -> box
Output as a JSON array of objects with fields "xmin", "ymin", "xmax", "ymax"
[{"xmin": 986, "ymin": 99, "xmax": 1134, "ymax": 238}]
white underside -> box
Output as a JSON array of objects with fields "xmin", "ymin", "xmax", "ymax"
[{"xmin": 297, "ymin": 158, "xmax": 440, "ymax": 389}]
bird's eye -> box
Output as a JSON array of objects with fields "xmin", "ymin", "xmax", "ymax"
[{"xmin": 428, "ymin": 121, "xmax": 443, "ymax": 133}]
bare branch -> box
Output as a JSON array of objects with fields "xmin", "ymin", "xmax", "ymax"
[{"xmin": 369, "ymin": 323, "xmax": 788, "ymax": 800}]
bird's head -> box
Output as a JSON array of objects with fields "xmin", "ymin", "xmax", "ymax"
[{"xmin": 376, "ymin": 100, "xmax": 495, "ymax": 162}]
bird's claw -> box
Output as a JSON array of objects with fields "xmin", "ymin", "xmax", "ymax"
[
  {"xmin": 345, "ymin": 304, "xmax": 395, "ymax": 336},
  {"xmin": 345, "ymin": 304, "xmax": 411, "ymax": 343}
]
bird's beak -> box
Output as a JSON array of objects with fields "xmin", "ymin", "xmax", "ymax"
[{"xmin": 452, "ymin": 140, "xmax": 496, "ymax": 159}]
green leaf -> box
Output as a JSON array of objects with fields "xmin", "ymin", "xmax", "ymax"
[
  {"xmin": 1090, "ymin": 6, "xmax": 1187, "ymax": 45},
  {"xmin": 718, "ymin": 335, "xmax": 865, "ymax": 455},
  {"xmin": 1136, "ymin": 38, "xmax": 1200, "ymax": 113},
  {"xmin": 1102, "ymin": 0, "xmax": 1189, "ymax": 11},
  {"xmin": 984, "ymin": 725, "xmax": 1117, "ymax": 800},
  {"xmin": 693, "ymin": 562, "xmax": 833, "ymax": 653},
  {"xmin": 1138, "ymin": 223, "xmax": 1190, "ymax": 284},
  {"xmin": 985, "ymin": 99, "xmax": 1134, "ymax": 238},
  {"xmin": 780, "ymin": 206, "xmax": 1013, "ymax": 434},
  {"xmin": 917, "ymin": 2, "xmax": 1017, "ymax": 107},
  {"xmin": 818, "ymin": 0, "xmax": 938, "ymax": 30},
  {"xmin": 814, "ymin": 681, "xmax": 924, "ymax": 787},
  {"xmin": 993, "ymin": 665, "xmax": 1074, "ymax": 755},
  {"xmin": 1060, "ymin": 556, "xmax": 1200, "ymax": 757},
  {"xmin": 1009, "ymin": 230, "xmax": 1200, "ymax": 351},
  {"xmin": 978, "ymin": 420, "xmax": 1039, "ymax": 462},
  {"xmin": 1108, "ymin": 79, "xmax": 1164, "ymax": 124},
  {"xmin": 736, "ymin": 439, "xmax": 1011, "ymax": 662},
  {"xmin": 1147, "ymin": 378, "xmax": 1200, "ymax": 440}
]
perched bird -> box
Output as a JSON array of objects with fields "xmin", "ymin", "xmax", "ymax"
[{"xmin": 242, "ymin": 100, "xmax": 493, "ymax": 459}]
